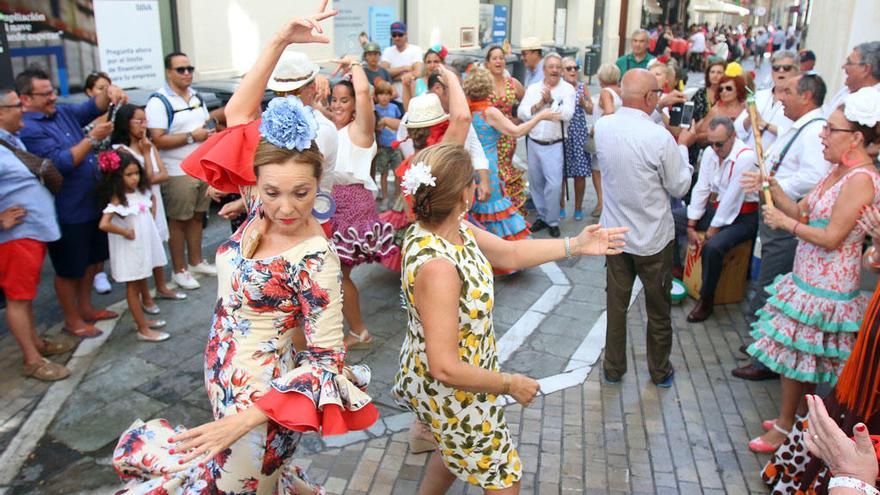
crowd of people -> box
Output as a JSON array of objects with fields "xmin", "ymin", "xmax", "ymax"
[{"xmin": 3, "ymin": 0, "xmax": 880, "ymax": 492}]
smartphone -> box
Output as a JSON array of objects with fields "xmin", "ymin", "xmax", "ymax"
[
  {"xmin": 205, "ymin": 117, "xmax": 218, "ymax": 130},
  {"xmin": 679, "ymin": 101, "xmax": 695, "ymax": 129}
]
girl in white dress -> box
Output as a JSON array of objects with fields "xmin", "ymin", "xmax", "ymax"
[
  {"xmin": 97, "ymin": 150, "xmax": 170, "ymax": 342},
  {"xmin": 111, "ymin": 104, "xmax": 187, "ymax": 310}
]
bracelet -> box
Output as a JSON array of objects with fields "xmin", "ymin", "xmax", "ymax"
[
  {"xmin": 792, "ymin": 222, "xmax": 800, "ymax": 237},
  {"xmin": 87, "ymin": 135, "xmax": 100, "ymax": 148},
  {"xmin": 501, "ymin": 373, "xmax": 512, "ymax": 395},
  {"xmin": 564, "ymin": 237, "xmax": 572, "ymax": 258},
  {"xmin": 829, "ymin": 476, "xmax": 880, "ymax": 495}
]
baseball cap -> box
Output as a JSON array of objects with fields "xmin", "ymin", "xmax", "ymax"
[
  {"xmin": 363, "ymin": 42, "xmax": 381, "ymax": 54},
  {"xmin": 391, "ymin": 21, "xmax": 406, "ymax": 34}
]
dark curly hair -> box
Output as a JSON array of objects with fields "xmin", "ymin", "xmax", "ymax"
[{"xmin": 96, "ymin": 149, "xmax": 149, "ymax": 208}]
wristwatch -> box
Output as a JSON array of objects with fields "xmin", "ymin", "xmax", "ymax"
[{"xmin": 186, "ymin": 132, "xmax": 194, "ymax": 145}]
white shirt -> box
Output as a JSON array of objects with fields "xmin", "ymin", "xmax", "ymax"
[
  {"xmin": 145, "ymin": 85, "xmax": 210, "ymax": 176},
  {"xmin": 764, "ymin": 108, "xmax": 831, "ymax": 199},
  {"xmin": 517, "ymin": 80, "xmax": 576, "ymax": 142},
  {"xmin": 687, "ymin": 138, "xmax": 759, "ymax": 227},
  {"xmin": 395, "ymin": 123, "xmax": 489, "ymax": 171},
  {"xmin": 689, "ymin": 32, "xmax": 706, "ymax": 53},
  {"xmin": 824, "ymin": 82, "xmax": 880, "ymax": 118},
  {"xmin": 313, "ymin": 110, "xmax": 338, "ymax": 190},
  {"xmin": 735, "ymin": 87, "xmax": 792, "ymax": 151},
  {"xmin": 381, "ymin": 44, "xmax": 423, "ymax": 70},
  {"xmin": 334, "ymin": 124, "xmax": 378, "ymax": 192},
  {"xmin": 595, "ymin": 107, "xmax": 693, "ymax": 256}
]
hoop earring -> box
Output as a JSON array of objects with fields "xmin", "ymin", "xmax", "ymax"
[{"xmin": 842, "ymin": 148, "xmax": 861, "ymax": 168}]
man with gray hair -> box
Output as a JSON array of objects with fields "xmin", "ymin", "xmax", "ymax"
[
  {"xmin": 672, "ymin": 116, "xmax": 759, "ymax": 322},
  {"xmin": 518, "ymin": 52, "xmax": 576, "ymax": 238},
  {"xmin": 596, "ymin": 68, "xmax": 693, "ymax": 387},
  {"xmin": 824, "ymin": 41, "xmax": 880, "ymax": 116},
  {"xmin": 738, "ymin": 50, "xmax": 798, "ymax": 152},
  {"xmin": 615, "ymin": 30, "xmax": 655, "ymax": 75}
]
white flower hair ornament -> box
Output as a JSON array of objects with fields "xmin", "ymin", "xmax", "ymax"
[
  {"xmin": 843, "ymin": 86, "xmax": 880, "ymax": 128},
  {"xmin": 401, "ymin": 162, "xmax": 437, "ymax": 197}
]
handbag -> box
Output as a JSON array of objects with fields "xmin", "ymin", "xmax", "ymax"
[{"xmin": 0, "ymin": 139, "xmax": 64, "ymax": 194}]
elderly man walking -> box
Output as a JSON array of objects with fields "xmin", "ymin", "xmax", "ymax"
[
  {"xmin": 596, "ymin": 68, "xmax": 693, "ymax": 387},
  {"xmin": 517, "ymin": 53, "xmax": 575, "ymax": 238},
  {"xmin": 616, "ymin": 30, "xmax": 655, "ymax": 76}
]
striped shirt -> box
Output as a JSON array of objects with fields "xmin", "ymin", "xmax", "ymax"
[{"xmin": 595, "ymin": 107, "xmax": 693, "ymax": 256}]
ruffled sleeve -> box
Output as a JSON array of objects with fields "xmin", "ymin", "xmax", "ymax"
[
  {"xmin": 103, "ymin": 203, "xmax": 134, "ymax": 216},
  {"xmin": 180, "ymin": 119, "xmax": 263, "ymax": 194},
  {"xmin": 255, "ymin": 240, "xmax": 379, "ymax": 436}
]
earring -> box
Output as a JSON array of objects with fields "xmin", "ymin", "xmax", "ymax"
[
  {"xmin": 258, "ymin": 205, "xmax": 265, "ymax": 220},
  {"xmin": 459, "ymin": 201, "xmax": 469, "ymax": 221},
  {"xmin": 842, "ymin": 148, "xmax": 860, "ymax": 168}
]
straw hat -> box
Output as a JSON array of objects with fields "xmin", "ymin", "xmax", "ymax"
[
  {"xmin": 518, "ymin": 37, "xmax": 544, "ymax": 52},
  {"xmin": 401, "ymin": 93, "xmax": 449, "ymax": 128},
  {"xmin": 268, "ymin": 51, "xmax": 319, "ymax": 93}
]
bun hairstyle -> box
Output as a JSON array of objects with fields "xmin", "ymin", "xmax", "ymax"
[
  {"xmin": 253, "ymin": 139, "xmax": 324, "ymax": 180},
  {"xmin": 410, "ymin": 143, "xmax": 474, "ymax": 226}
]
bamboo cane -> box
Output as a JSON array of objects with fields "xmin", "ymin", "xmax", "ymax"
[{"xmin": 746, "ymin": 92, "xmax": 774, "ymax": 207}]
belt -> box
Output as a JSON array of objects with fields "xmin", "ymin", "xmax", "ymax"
[
  {"xmin": 711, "ymin": 200, "xmax": 760, "ymax": 215},
  {"xmin": 529, "ymin": 137, "xmax": 563, "ymax": 146}
]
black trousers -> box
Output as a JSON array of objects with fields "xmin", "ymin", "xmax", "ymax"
[{"xmin": 673, "ymin": 206, "xmax": 759, "ymax": 298}]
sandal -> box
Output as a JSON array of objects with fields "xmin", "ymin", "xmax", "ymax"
[
  {"xmin": 22, "ymin": 358, "xmax": 70, "ymax": 381},
  {"xmin": 62, "ymin": 324, "xmax": 103, "ymax": 338},
  {"xmin": 762, "ymin": 419, "xmax": 777, "ymax": 431},
  {"xmin": 591, "ymin": 207, "xmax": 602, "ymax": 218},
  {"xmin": 408, "ymin": 421, "xmax": 438, "ymax": 454},
  {"xmin": 155, "ymin": 291, "xmax": 187, "ymax": 301},
  {"xmin": 748, "ymin": 423, "xmax": 789, "ymax": 454},
  {"xmin": 143, "ymin": 304, "xmax": 161, "ymax": 315},
  {"xmin": 85, "ymin": 309, "xmax": 119, "ymax": 322},
  {"xmin": 39, "ymin": 338, "xmax": 77, "ymax": 356},
  {"xmin": 346, "ymin": 329, "xmax": 373, "ymax": 350}
]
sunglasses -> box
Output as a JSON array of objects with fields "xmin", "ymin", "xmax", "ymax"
[
  {"xmin": 391, "ymin": 32, "xmax": 405, "ymax": 38},
  {"xmin": 772, "ymin": 64, "xmax": 795, "ymax": 72},
  {"xmin": 719, "ymin": 85, "xmax": 736, "ymax": 92},
  {"xmin": 173, "ymin": 66, "xmax": 195, "ymax": 74},
  {"xmin": 708, "ymin": 139, "xmax": 729, "ymax": 149},
  {"xmin": 564, "ymin": 66, "xmax": 578, "ymax": 71}
]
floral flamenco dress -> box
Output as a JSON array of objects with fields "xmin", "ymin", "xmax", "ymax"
[
  {"xmin": 392, "ymin": 222, "xmax": 522, "ymax": 489},
  {"xmin": 469, "ymin": 101, "xmax": 530, "ymax": 241},
  {"xmin": 489, "ymin": 77, "xmax": 527, "ymax": 215},
  {"xmin": 748, "ymin": 166, "xmax": 880, "ymax": 384},
  {"xmin": 113, "ymin": 121, "xmax": 379, "ymax": 494}
]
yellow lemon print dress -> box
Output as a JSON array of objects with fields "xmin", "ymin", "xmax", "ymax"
[{"xmin": 392, "ymin": 222, "xmax": 522, "ymax": 489}]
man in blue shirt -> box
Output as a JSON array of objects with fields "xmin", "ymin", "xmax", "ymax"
[
  {"xmin": 0, "ymin": 87, "xmax": 74, "ymax": 380},
  {"xmin": 16, "ymin": 68, "xmax": 127, "ymax": 338}
]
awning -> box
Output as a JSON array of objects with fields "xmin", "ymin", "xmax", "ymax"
[
  {"xmin": 644, "ymin": 0, "xmax": 663, "ymax": 15},
  {"xmin": 689, "ymin": 0, "xmax": 750, "ymax": 16}
]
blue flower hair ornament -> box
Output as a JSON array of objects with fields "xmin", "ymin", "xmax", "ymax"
[{"xmin": 259, "ymin": 96, "xmax": 318, "ymax": 151}]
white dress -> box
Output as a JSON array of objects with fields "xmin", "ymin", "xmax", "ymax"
[
  {"xmin": 104, "ymin": 190, "xmax": 167, "ymax": 283},
  {"xmin": 113, "ymin": 144, "xmax": 169, "ymax": 241}
]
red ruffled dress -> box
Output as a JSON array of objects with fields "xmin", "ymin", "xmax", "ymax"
[{"xmin": 112, "ymin": 122, "xmax": 378, "ymax": 493}]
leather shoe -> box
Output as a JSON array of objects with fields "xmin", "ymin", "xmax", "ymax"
[
  {"xmin": 686, "ymin": 296, "xmax": 714, "ymax": 322},
  {"xmin": 731, "ymin": 363, "xmax": 779, "ymax": 381},
  {"xmin": 531, "ymin": 219, "xmax": 548, "ymax": 232},
  {"xmin": 548, "ymin": 226, "xmax": 561, "ymax": 238}
]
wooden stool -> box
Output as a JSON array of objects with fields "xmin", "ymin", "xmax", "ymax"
[{"xmin": 683, "ymin": 233, "xmax": 753, "ymax": 304}]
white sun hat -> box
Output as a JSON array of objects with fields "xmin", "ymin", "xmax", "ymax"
[
  {"xmin": 518, "ymin": 36, "xmax": 544, "ymax": 52},
  {"xmin": 401, "ymin": 93, "xmax": 449, "ymax": 129},
  {"xmin": 268, "ymin": 51, "xmax": 320, "ymax": 93}
]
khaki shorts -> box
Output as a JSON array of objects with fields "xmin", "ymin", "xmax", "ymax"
[{"xmin": 161, "ymin": 175, "xmax": 210, "ymax": 221}]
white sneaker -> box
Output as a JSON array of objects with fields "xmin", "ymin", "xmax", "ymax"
[
  {"xmin": 93, "ymin": 272, "xmax": 112, "ymax": 294},
  {"xmin": 172, "ymin": 270, "xmax": 200, "ymax": 290},
  {"xmin": 188, "ymin": 261, "xmax": 217, "ymax": 276}
]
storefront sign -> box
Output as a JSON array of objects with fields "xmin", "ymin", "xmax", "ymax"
[
  {"xmin": 0, "ymin": 17, "xmax": 12, "ymax": 87},
  {"xmin": 369, "ymin": 6, "xmax": 395, "ymax": 51},
  {"xmin": 334, "ymin": 0, "xmax": 399, "ymax": 56},
  {"xmin": 94, "ymin": 0, "xmax": 164, "ymax": 89}
]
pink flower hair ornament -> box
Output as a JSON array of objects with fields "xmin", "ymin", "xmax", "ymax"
[{"xmin": 98, "ymin": 151, "xmax": 122, "ymax": 174}]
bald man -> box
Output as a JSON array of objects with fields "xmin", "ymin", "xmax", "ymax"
[{"xmin": 596, "ymin": 69, "xmax": 694, "ymax": 387}]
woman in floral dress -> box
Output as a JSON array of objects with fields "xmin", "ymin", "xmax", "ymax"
[
  {"xmin": 742, "ymin": 88, "xmax": 880, "ymax": 457},
  {"xmin": 560, "ymin": 57, "xmax": 592, "ymax": 221},
  {"xmin": 752, "ymin": 88, "xmax": 880, "ymax": 492},
  {"xmin": 485, "ymin": 46, "xmax": 527, "ymax": 215},
  {"xmin": 111, "ymin": 7, "xmax": 378, "ymax": 493},
  {"xmin": 392, "ymin": 143, "xmax": 627, "ymax": 493}
]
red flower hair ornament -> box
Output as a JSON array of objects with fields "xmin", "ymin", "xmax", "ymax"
[{"xmin": 98, "ymin": 151, "xmax": 121, "ymax": 173}]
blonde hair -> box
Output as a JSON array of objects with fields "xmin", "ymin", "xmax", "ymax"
[
  {"xmin": 597, "ymin": 63, "xmax": 621, "ymax": 86},
  {"xmin": 463, "ymin": 66, "xmax": 494, "ymax": 101},
  {"xmin": 374, "ymin": 80, "xmax": 393, "ymax": 96},
  {"xmin": 410, "ymin": 143, "xmax": 474, "ymax": 226}
]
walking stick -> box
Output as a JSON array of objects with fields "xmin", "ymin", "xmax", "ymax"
[{"xmin": 746, "ymin": 90, "xmax": 774, "ymax": 207}]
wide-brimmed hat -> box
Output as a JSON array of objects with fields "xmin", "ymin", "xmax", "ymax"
[
  {"xmin": 518, "ymin": 37, "xmax": 544, "ymax": 52},
  {"xmin": 401, "ymin": 93, "xmax": 449, "ymax": 128},
  {"xmin": 268, "ymin": 51, "xmax": 319, "ymax": 93}
]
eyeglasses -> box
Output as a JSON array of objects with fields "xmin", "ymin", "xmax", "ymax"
[
  {"xmin": 391, "ymin": 32, "xmax": 404, "ymax": 38},
  {"xmin": 822, "ymin": 124, "xmax": 859, "ymax": 134},
  {"xmin": 772, "ymin": 64, "xmax": 796, "ymax": 72},
  {"xmin": 129, "ymin": 118, "xmax": 147, "ymax": 125},
  {"xmin": 564, "ymin": 66, "xmax": 578, "ymax": 71},
  {"xmin": 28, "ymin": 88, "xmax": 58, "ymax": 97},
  {"xmin": 843, "ymin": 58, "xmax": 866, "ymax": 67},
  {"xmin": 708, "ymin": 139, "xmax": 730, "ymax": 149},
  {"xmin": 173, "ymin": 66, "xmax": 195, "ymax": 74},
  {"xmin": 0, "ymin": 102, "xmax": 23, "ymax": 108},
  {"xmin": 719, "ymin": 85, "xmax": 736, "ymax": 93}
]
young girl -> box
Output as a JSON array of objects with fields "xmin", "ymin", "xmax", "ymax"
[
  {"xmin": 111, "ymin": 104, "xmax": 187, "ymax": 311},
  {"xmin": 97, "ymin": 150, "xmax": 171, "ymax": 342}
]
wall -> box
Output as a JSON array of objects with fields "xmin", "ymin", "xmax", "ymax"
[
  {"xmin": 406, "ymin": 0, "xmax": 480, "ymax": 49},
  {"xmin": 176, "ymin": 0, "xmax": 336, "ymax": 80},
  {"xmin": 510, "ymin": 0, "xmax": 556, "ymax": 45},
  {"xmin": 566, "ymin": 0, "xmax": 596, "ymax": 50},
  {"xmin": 804, "ymin": 0, "xmax": 878, "ymax": 96}
]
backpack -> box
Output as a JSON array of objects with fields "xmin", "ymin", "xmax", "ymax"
[{"xmin": 148, "ymin": 91, "xmax": 206, "ymax": 130}]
